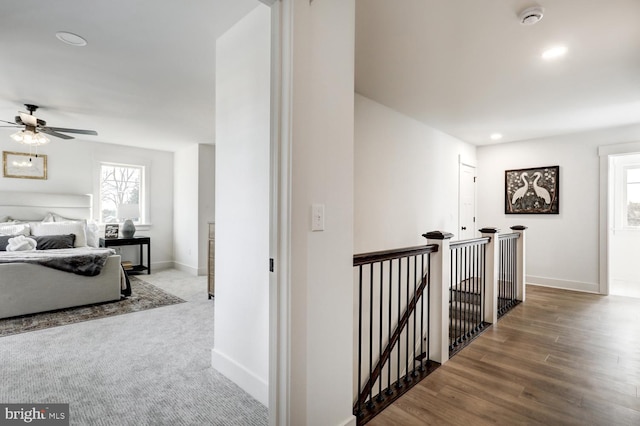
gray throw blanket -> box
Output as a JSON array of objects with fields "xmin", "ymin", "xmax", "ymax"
[{"xmin": 0, "ymin": 248, "xmax": 115, "ymax": 276}]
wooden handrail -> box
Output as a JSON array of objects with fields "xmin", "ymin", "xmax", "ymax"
[
  {"xmin": 449, "ymin": 237, "xmax": 490, "ymax": 250},
  {"xmin": 353, "ymin": 244, "xmax": 438, "ymax": 266}
]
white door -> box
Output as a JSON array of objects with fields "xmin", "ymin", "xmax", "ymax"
[{"xmin": 459, "ymin": 164, "xmax": 476, "ymax": 240}]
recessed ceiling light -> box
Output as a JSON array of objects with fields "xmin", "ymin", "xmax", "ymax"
[
  {"xmin": 542, "ymin": 45, "xmax": 567, "ymax": 60},
  {"xmin": 490, "ymin": 133, "xmax": 503, "ymax": 141},
  {"xmin": 55, "ymin": 31, "xmax": 87, "ymax": 47}
]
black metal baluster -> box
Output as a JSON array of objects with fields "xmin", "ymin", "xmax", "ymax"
[
  {"xmin": 367, "ymin": 263, "xmax": 374, "ymax": 409},
  {"xmin": 377, "ymin": 261, "xmax": 384, "ymax": 402},
  {"xmin": 387, "ymin": 259, "xmax": 393, "ymax": 396},
  {"xmin": 464, "ymin": 246, "xmax": 468, "ymax": 341},
  {"xmin": 455, "ymin": 248, "xmax": 460, "ymax": 346},
  {"xmin": 411, "ymin": 256, "xmax": 418, "ymax": 377},
  {"xmin": 419, "ymin": 253, "xmax": 425, "ymax": 372},
  {"xmin": 500, "ymin": 239, "xmax": 505, "ymax": 312},
  {"xmin": 471, "ymin": 245, "xmax": 476, "ymax": 333},
  {"xmin": 357, "ymin": 264, "xmax": 363, "ymax": 417},
  {"xmin": 427, "ymin": 254, "xmax": 431, "ymax": 366},
  {"xmin": 405, "ymin": 256, "xmax": 410, "ymax": 383},
  {"xmin": 513, "ymin": 238, "xmax": 517, "ymax": 304},
  {"xmin": 450, "ymin": 248, "xmax": 455, "ymax": 349},
  {"xmin": 396, "ymin": 257, "xmax": 402, "ymax": 390}
]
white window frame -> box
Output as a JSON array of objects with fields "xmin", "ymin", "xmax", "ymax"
[
  {"xmin": 623, "ymin": 165, "xmax": 640, "ymax": 229},
  {"xmin": 93, "ymin": 159, "xmax": 151, "ymax": 228}
]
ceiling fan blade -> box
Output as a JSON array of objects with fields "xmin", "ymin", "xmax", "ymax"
[
  {"xmin": 39, "ymin": 128, "xmax": 74, "ymax": 140},
  {"xmin": 45, "ymin": 126, "xmax": 98, "ymax": 136},
  {"xmin": 0, "ymin": 119, "xmax": 17, "ymax": 125}
]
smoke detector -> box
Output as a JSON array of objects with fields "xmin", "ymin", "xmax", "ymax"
[{"xmin": 519, "ymin": 6, "xmax": 544, "ymax": 25}]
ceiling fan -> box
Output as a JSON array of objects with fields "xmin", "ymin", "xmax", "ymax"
[{"xmin": 0, "ymin": 104, "xmax": 98, "ymax": 145}]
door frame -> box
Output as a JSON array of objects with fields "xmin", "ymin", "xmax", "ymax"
[
  {"xmin": 598, "ymin": 141, "xmax": 640, "ymax": 295},
  {"xmin": 265, "ymin": 0, "xmax": 291, "ymax": 425},
  {"xmin": 458, "ymin": 155, "xmax": 477, "ymax": 240}
]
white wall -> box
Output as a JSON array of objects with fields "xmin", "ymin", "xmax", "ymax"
[
  {"xmin": 213, "ymin": 3, "xmax": 270, "ymax": 405},
  {"xmin": 173, "ymin": 143, "xmax": 214, "ymax": 275},
  {"xmin": 288, "ymin": 0, "xmax": 355, "ymax": 424},
  {"xmin": 355, "ymin": 94, "xmax": 477, "ymax": 253},
  {"xmin": 173, "ymin": 144, "xmax": 200, "ymax": 274},
  {"xmin": 477, "ymin": 123, "xmax": 640, "ymax": 293},
  {"xmin": 198, "ymin": 144, "xmax": 215, "ymax": 275},
  {"xmin": 0, "ymin": 137, "xmax": 174, "ymax": 269}
]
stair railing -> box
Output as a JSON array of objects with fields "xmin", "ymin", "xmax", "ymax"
[
  {"xmin": 353, "ymin": 244, "xmax": 439, "ymax": 425},
  {"xmin": 498, "ymin": 231, "xmax": 520, "ymax": 317},
  {"xmin": 353, "ymin": 226, "xmax": 527, "ymax": 425},
  {"xmin": 448, "ymin": 237, "xmax": 490, "ymax": 355}
]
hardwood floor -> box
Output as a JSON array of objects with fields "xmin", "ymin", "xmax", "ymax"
[{"xmin": 369, "ymin": 285, "xmax": 640, "ymax": 426}]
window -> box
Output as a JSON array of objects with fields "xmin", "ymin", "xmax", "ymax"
[
  {"xmin": 626, "ymin": 167, "xmax": 640, "ymax": 227},
  {"xmin": 99, "ymin": 163, "xmax": 145, "ymax": 224}
]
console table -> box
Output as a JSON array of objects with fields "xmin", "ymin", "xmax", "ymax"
[{"xmin": 99, "ymin": 236, "xmax": 151, "ymax": 275}]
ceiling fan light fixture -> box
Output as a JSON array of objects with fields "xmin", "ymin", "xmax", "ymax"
[
  {"xmin": 55, "ymin": 31, "xmax": 88, "ymax": 47},
  {"xmin": 11, "ymin": 130, "xmax": 50, "ymax": 146}
]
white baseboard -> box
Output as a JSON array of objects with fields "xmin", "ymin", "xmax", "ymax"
[
  {"xmin": 527, "ymin": 275, "xmax": 600, "ymax": 294},
  {"xmin": 150, "ymin": 261, "xmax": 174, "ymax": 272},
  {"xmin": 211, "ymin": 348, "xmax": 268, "ymax": 406},
  {"xmin": 173, "ymin": 262, "xmax": 199, "ymax": 276},
  {"xmin": 338, "ymin": 415, "xmax": 357, "ymax": 426}
]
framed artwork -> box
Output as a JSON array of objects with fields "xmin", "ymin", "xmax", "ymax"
[
  {"xmin": 104, "ymin": 224, "xmax": 119, "ymax": 239},
  {"xmin": 505, "ymin": 166, "xmax": 559, "ymax": 214},
  {"xmin": 2, "ymin": 151, "xmax": 47, "ymax": 180}
]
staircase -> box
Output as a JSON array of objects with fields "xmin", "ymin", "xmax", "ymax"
[{"xmin": 449, "ymin": 277, "xmax": 489, "ymax": 356}]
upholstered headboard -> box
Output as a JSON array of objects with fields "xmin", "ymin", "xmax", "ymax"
[{"xmin": 0, "ymin": 191, "xmax": 92, "ymax": 221}]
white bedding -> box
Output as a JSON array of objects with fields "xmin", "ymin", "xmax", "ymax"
[{"xmin": 0, "ymin": 247, "xmax": 115, "ymax": 276}]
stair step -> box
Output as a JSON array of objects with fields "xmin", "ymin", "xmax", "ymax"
[{"xmin": 449, "ymin": 302, "xmax": 482, "ymax": 319}]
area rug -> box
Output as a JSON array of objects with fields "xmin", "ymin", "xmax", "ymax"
[{"xmin": 0, "ymin": 277, "xmax": 185, "ymax": 338}]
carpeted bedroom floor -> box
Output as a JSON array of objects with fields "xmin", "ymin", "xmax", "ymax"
[{"xmin": 0, "ymin": 269, "xmax": 268, "ymax": 426}]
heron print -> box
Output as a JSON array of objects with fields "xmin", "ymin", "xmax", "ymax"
[{"xmin": 505, "ymin": 166, "xmax": 559, "ymax": 214}]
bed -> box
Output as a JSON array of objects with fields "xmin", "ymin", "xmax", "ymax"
[{"xmin": 0, "ymin": 191, "xmax": 123, "ymax": 320}]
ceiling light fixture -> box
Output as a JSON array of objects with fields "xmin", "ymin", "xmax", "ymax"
[
  {"xmin": 10, "ymin": 129, "xmax": 50, "ymax": 146},
  {"xmin": 542, "ymin": 45, "xmax": 568, "ymax": 60},
  {"xmin": 55, "ymin": 31, "xmax": 87, "ymax": 47},
  {"xmin": 490, "ymin": 133, "xmax": 503, "ymax": 141}
]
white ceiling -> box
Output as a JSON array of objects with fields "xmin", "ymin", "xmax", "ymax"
[
  {"xmin": 2, "ymin": 1, "xmax": 638, "ymax": 152},
  {"xmin": 356, "ymin": 0, "xmax": 640, "ymax": 145},
  {"xmin": 0, "ymin": 0, "xmax": 258, "ymax": 152}
]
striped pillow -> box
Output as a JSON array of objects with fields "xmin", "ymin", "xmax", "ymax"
[{"xmin": 0, "ymin": 222, "xmax": 30, "ymax": 236}]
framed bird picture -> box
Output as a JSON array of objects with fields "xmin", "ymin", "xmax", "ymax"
[{"xmin": 505, "ymin": 166, "xmax": 559, "ymax": 214}]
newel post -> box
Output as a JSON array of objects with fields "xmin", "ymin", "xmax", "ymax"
[
  {"xmin": 511, "ymin": 225, "xmax": 527, "ymax": 302},
  {"xmin": 422, "ymin": 230, "xmax": 453, "ymax": 364},
  {"xmin": 479, "ymin": 228, "xmax": 500, "ymax": 324}
]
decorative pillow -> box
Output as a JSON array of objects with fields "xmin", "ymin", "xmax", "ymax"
[
  {"xmin": 85, "ymin": 221, "xmax": 99, "ymax": 248},
  {"xmin": 33, "ymin": 234, "xmax": 76, "ymax": 250},
  {"xmin": 45, "ymin": 212, "xmax": 87, "ymax": 224},
  {"xmin": 31, "ymin": 222, "xmax": 87, "ymax": 247},
  {"xmin": 0, "ymin": 222, "xmax": 30, "ymax": 236},
  {"xmin": 0, "ymin": 235, "xmax": 13, "ymax": 251},
  {"xmin": 42, "ymin": 213, "xmax": 99, "ymax": 247}
]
